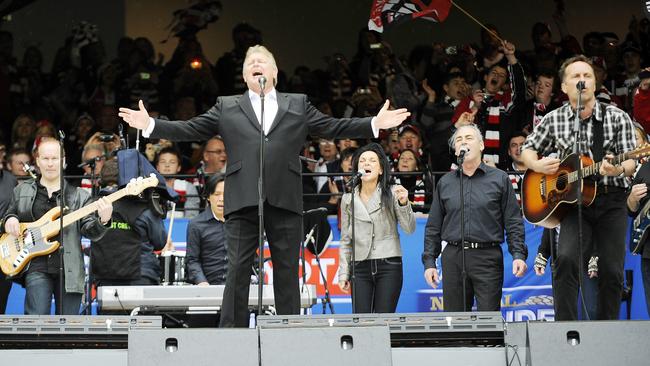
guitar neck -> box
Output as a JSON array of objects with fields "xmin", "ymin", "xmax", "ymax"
[
  {"xmin": 44, "ymin": 189, "xmax": 130, "ymax": 234},
  {"xmin": 570, "ymin": 152, "xmax": 629, "ymax": 183}
]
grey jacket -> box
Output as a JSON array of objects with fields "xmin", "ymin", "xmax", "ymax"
[
  {"xmin": 338, "ymin": 186, "xmax": 416, "ymax": 281},
  {"xmin": 2, "ymin": 180, "xmax": 108, "ymax": 293}
]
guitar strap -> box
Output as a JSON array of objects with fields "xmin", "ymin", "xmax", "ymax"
[{"xmin": 592, "ymin": 102, "xmax": 605, "ymax": 162}]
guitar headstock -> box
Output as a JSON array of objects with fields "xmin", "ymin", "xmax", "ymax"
[
  {"xmin": 628, "ymin": 143, "xmax": 650, "ymax": 160},
  {"xmin": 126, "ymin": 174, "xmax": 159, "ymax": 196}
]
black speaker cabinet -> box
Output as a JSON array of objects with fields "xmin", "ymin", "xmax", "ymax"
[
  {"xmin": 526, "ymin": 320, "xmax": 650, "ymax": 366},
  {"xmin": 259, "ymin": 326, "xmax": 392, "ymax": 366},
  {"xmin": 128, "ymin": 328, "xmax": 258, "ymax": 366}
]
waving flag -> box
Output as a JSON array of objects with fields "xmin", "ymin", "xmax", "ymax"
[{"xmin": 368, "ymin": 0, "xmax": 452, "ymax": 33}]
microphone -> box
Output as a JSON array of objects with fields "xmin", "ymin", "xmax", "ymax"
[
  {"xmin": 303, "ymin": 207, "xmax": 328, "ymax": 216},
  {"xmin": 457, "ymin": 145, "xmax": 470, "ymax": 157},
  {"xmin": 576, "ymin": 81, "xmax": 586, "ymax": 90},
  {"xmin": 22, "ymin": 163, "xmax": 37, "ymax": 179},
  {"xmin": 77, "ymin": 155, "xmax": 105, "ymax": 168},
  {"xmin": 259, "ymin": 76, "xmax": 267, "ymax": 90},
  {"xmin": 351, "ymin": 169, "xmax": 366, "ymax": 180}
]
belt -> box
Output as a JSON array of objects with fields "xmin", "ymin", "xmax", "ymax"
[
  {"xmin": 447, "ymin": 241, "xmax": 501, "ymax": 249},
  {"xmin": 596, "ymin": 185, "xmax": 625, "ymax": 195}
]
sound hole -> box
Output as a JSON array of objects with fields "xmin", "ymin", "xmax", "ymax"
[{"xmin": 555, "ymin": 172, "xmax": 568, "ymax": 191}]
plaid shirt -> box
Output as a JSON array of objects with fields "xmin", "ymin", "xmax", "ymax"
[{"xmin": 522, "ymin": 101, "xmax": 636, "ymax": 188}]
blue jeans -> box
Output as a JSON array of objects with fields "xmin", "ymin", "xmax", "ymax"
[
  {"xmin": 24, "ymin": 272, "xmax": 82, "ymax": 315},
  {"xmin": 352, "ymin": 257, "xmax": 403, "ymax": 313}
]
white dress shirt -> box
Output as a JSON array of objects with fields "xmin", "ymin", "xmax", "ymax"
[{"xmin": 248, "ymin": 88, "xmax": 278, "ymax": 135}]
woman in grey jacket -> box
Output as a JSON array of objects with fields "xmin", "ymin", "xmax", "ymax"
[{"xmin": 338, "ymin": 143, "xmax": 415, "ymax": 313}]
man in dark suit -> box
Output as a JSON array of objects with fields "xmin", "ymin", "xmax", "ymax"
[{"xmin": 119, "ymin": 45, "xmax": 410, "ymax": 327}]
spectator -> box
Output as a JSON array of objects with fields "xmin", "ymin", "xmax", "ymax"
[{"xmin": 155, "ymin": 146, "xmax": 199, "ymax": 218}]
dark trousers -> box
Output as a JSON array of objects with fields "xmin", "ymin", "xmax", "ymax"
[
  {"xmin": 555, "ymin": 190, "xmax": 627, "ymax": 320},
  {"xmin": 219, "ymin": 203, "xmax": 302, "ymax": 327},
  {"xmin": 352, "ymin": 257, "xmax": 403, "ymax": 313},
  {"xmin": 441, "ymin": 244, "xmax": 503, "ymax": 311},
  {"xmin": 0, "ymin": 277, "xmax": 11, "ymax": 314},
  {"xmin": 642, "ymin": 258, "xmax": 650, "ymax": 317},
  {"xmin": 24, "ymin": 271, "xmax": 81, "ymax": 315}
]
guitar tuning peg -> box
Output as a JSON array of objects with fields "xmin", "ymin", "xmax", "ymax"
[
  {"xmin": 149, "ymin": 173, "xmax": 156, "ymax": 178},
  {"xmin": 130, "ymin": 178, "xmax": 136, "ymax": 184}
]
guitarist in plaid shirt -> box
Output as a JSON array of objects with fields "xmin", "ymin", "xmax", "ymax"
[{"xmin": 521, "ymin": 55, "xmax": 637, "ymax": 320}]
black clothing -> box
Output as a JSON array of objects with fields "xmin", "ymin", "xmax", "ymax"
[
  {"xmin": 423, "ymin": 163, "xmax": 527, "ymax": 311},
  {"xmin": 151, "ymin": 91, "xmax": 375, "ymax": 327},
  {"xmin": 28, "ymin": 182, "xmax": 62, "ymax": 275},
  {"xmin": 186, "ymin": 208, "xmax": 228, "ymax": 285},
  {"xmin": 423, "ymin": 163, "xmax": 527, "ymax": 269},
  {"xmin": 92, "ymin": 198, "xmax": 147, "ymax": 281}
]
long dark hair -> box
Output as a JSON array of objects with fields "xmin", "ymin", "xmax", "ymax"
[{"xmin": 351, "ymin": 142, "xmax": 392, "ymax": 208}]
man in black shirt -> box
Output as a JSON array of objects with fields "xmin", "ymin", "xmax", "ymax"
[
  {"xmin": 92, "ymin": 159, "xmax": 168, "ymax": 287},
  {"xmin": 186, "ymin": 173, "xmax": 228, "ymax": 285},
  {"xmin": 423, "ymin": 124, "xmax": 527, "ymax": 311}
]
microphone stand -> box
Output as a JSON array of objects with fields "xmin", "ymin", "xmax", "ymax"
[
  {"xmin": 57, "ymin": 131, "xmax": 66, "ymax": 315},
  {"xmin": 348, "ymin": 172, "xmax": 362, "ymax": 313},
  {"xmin": 256, "ymin": 79, "xmax": 267, "ymax": 320},
  {"xmin": 457, "ymin": 149, "xmax": 468, "ymax": 311},
  {"xmin": 81, "ymin": 158, "xmax": 98, "ymax": 315},
  {"xmin": 304, "ymin": 222, "xmax": 335, "ymax": 314},
  {"xmin": 572, "ymin": 82, "xmax": 590, "ymax": 320}
]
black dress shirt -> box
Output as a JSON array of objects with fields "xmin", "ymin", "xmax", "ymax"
[
  {"xmin": 29, "ymin": 182, "xmax": 62, "ymax": 274},
  {"xmin": 186, "ymin": 208, "xmax": 228, "ymax": 284},
  {"xmin": 423, "ymin": 163, "xmax": 527, "ymax": 269}
]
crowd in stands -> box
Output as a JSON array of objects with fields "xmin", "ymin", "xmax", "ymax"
[{"xmin": 1, "ymin": 13, "xmax": 650, "ymax": 216}]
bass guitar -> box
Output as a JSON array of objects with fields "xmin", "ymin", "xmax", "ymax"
[{"xmin": 0, "ymin": 175, "xmax": 158, "ymax": 276}]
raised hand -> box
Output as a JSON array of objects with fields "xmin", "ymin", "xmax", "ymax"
[
  {"xmin": 374, "ymin": 100, "xmax": 411, "ymax": 130},
  {"xmin": 118, "ymin": 100, "xmax": 151, "ymax": 130}
]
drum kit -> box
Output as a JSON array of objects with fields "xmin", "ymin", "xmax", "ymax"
[
  {"xmin": 158, "ymin": 201, "xmax": 187, "ymax": 286},
  {"xmin": 158, "ymin": 250, "xmax": 186, "ymax": 285}
]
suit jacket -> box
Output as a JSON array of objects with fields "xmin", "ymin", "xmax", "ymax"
[
  {"xmin": 151, "ymin": 91, "xmax": 374, "ymax": 215},
  {"xmin": 338, "ymin": 187, "xmax": 416, "ymax": 281}
]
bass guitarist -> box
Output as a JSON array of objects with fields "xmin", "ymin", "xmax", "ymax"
[
  {"xmin": 1, "ymin": 138, "xmax": 113, "ymax": 315},
  {"xmin": 521, "ymin": 55, "xmax": 636, "ymax": 320}
]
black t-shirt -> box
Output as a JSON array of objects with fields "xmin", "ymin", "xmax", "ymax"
[{"xmin": 28, "ymin": 181, "xmax": 62, "ymax": 275}]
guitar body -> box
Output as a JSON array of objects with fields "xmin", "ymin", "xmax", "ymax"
[
  {"xmin": 0, "ymin": 175, "xmax": 159, "ymax": 276},
  {"xmin": 0, "ymin": 206, "xmax": 63, "ymax": 277},
  {"xmin": 630, "ymin": 200, "xmax": 650, "ymax": 255},
  {"xmin": 522, "ymin": 154, "xmax": 597, "ymax": 228}
]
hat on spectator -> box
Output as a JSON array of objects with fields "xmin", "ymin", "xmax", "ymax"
[
  {"xmin": 398, "ymin": 124, "xmax": 421, "ymax": 138},
  {"xmin": 622, "ymin": 43, "xmax": 642, "ymax": 56},
  {"xmin": 639, "ymin": 69, "xmax": 650, "ymax": 80}
]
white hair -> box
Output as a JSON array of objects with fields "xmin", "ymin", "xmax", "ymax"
[
  {"xmin": 242, "ymin": 45, "xmax": 278, "ymax": 86},
  {"xmin": 448, "ymin": 124, "xmax": 483, "ymax": 150}
]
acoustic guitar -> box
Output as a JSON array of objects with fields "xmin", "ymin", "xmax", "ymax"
[
  {"xmin": 521, "ymin": 144, "xmax": 650, "ymax": 228},
  {"xmin": 0, "ymin": 175, "xmax": 158, "ymax": 276}
]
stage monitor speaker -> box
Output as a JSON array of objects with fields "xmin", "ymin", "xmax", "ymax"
[
  {"xmin": 128, "ymin": 328, "xmax": 258, "ymax": 366},
  {"xmin": 526, "ymin": 320, "xmax": 650, "ymax": 366},
  {"xmin": 259, "ymin": 326, "xmax": 392, "ymax": 366},
  {"xmin": 258, "ymin": 312, "xmax": 504, "ymax": 347}
]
